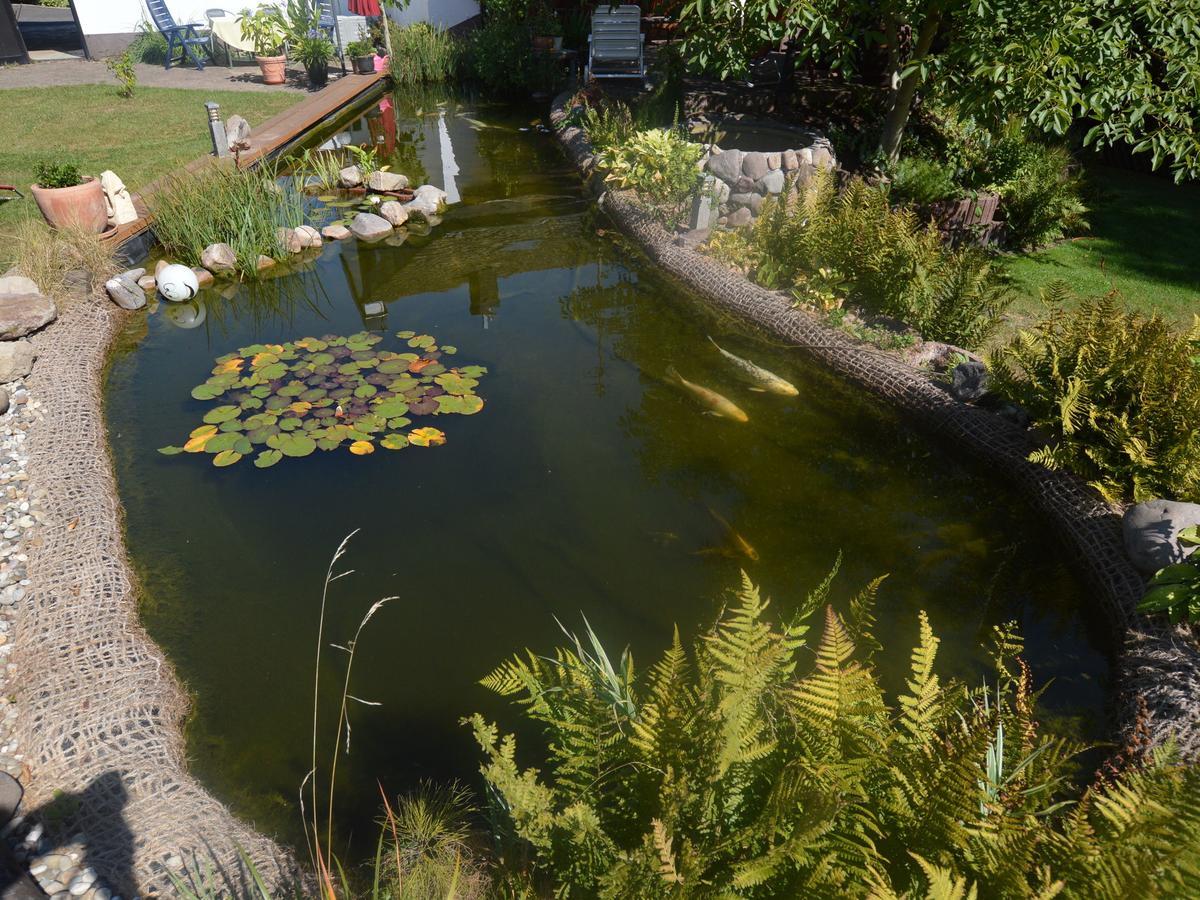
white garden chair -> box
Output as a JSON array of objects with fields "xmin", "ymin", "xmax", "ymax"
[{"xmin": 586, "ymin": 4, "xmax": 645, "ymax": 82}]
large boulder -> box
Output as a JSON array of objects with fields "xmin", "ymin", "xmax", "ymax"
[
  {"xmin": 294, "ymin": 225, "xmax": 323, "ymax": 249},
  {"xmin": 378, "ymin": 200, "xmax": 409, "ymax": 227},
  {"xmin": 0, "ymin": 340, "xmax": 35, "ymax": 382},
  {"xmin": 349, "ymin": 212, "xmax": 393, "ymax": 242},
  {"xmin": 756, "ymin": 169, "xmax": 785, "ymax": 195},
  {"xmin": 1123, "ymin": 500, "xmax": 1200, "ymax": 574},
  {"xmin": 705, "ymin": 148, "xmax": 743, "ymax": 184},
  {"xmin": 728, "ymin": 192, "xmax": 764, "ymax": 215},
  {"xmin": 321, "ymin": 223, "xmax": 351, "ymax": 241},
  {"xmin": 367, "ymin": 170, "xmax": 409, "ymax": 192},
  {"xmin": 104, "ymin": 272, "xmax": 146, "ymax": 310},
  {"xmin": 0, "ymin": 274, "xmax": 39, "ymax": 297},
  {"xmin": 404, "ymin": 195, "xmax": 440, "ymax": 220},
  {"xmin": 338, "ymin": 165, "xmax": 363, "ymax": 188},
  {"xmin": 200, "ymin": 242, "xmax": 237, "ymax": 274},
  {"xmin": 741, "ymin": 151, "xmax": 769, "ymax": 181},
  {"xmin": 0, "ymin": 293, "xmax": 56, "ymax": 338}
]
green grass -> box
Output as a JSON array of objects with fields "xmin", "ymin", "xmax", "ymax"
[
  {"xmin": 0, "ymin": 85, "xmax": 300, "ymax": 230},
  {"xmin": 1002, "ymin": 164, "xmax": 1200, "ymax": 325}
]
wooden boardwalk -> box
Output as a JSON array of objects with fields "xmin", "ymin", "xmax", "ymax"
[{"xmin": 112, "ymin": 71, "xmax": 386, "ymax": 251}]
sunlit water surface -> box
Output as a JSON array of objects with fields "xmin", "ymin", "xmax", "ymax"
[{"xmin": 105, "ymin": 88, "xmax": 1110, "ymax": 851}]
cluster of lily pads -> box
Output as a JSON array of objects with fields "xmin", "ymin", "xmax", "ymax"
[{"xmin": 157, "ymin": 330, "xmax": 486, "ymax": 468}]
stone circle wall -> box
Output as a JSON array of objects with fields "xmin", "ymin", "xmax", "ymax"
[
  {"xmin": 701, "ymin": 133, "xmax": 836, "ymax": 228},
  {"xmin": 552, "ymin": 91, "xmax": 1200, "ymax": 762}
]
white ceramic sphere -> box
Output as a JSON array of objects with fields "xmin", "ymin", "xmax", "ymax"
[{"xmin": 157, "ymin": 264, "xmax": 200, "ymax": 302}]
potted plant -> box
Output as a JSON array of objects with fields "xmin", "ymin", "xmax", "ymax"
[
  {"xmin": 30, "ymin": 160, "xmax": 108, "ymax": 233},
  {"xmin": 239, "ymin": 6, "xmax": 288, "ymax": 85},
  {"xmin": 531, "ymin": 9, "xmax": 561, "ymax": 50},
  {"xmin": 293, "ymin": 34, "xmax": 334, "ymax": 86},
  {"xmin": 346, "ymin": 39, "xmax": 375, "ymax": 74}
]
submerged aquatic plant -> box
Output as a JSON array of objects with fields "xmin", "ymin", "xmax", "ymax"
[{"xmin": 157, "ymin": 330, "xmax": 487, "ymax": 468}]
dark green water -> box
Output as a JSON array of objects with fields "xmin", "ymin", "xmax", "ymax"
[{"xmin": 105, "ymin": 89, "xmax": 1110, "ymax": 852}]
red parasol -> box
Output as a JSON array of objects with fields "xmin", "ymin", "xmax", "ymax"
[{"xmin": 348, "ymin": 0, "xmax": 383, "ymax": 15}]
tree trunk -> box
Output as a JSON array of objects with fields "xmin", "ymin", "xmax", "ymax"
[{"xmin": 879, "ymin": 7, "xmax": 942, "ymax": 163}]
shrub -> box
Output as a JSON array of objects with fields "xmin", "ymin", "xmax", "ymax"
[
  {"xmin": 148, "ymin": 162, "xmax": 303, "ymax": 278},
  {"xmin": 34, "ymin": 160, "xmax": 82, "ymax": 189},
  {"xmin": 471, "ymin": 571, "xmax": 1200, "ymax": 898},
  {"xmin": 345, "ymin": 38, "xmax": 374, "ymax": 58},
  {"xmin": 106, "ymin": 50, "xmax": 137, "ymax": 98},
  {"xmin": 387, "ymin": 21, "xmax": 461, "ymax": 83},
  {"xmin": 888, "ymin": 155, "xmax": 961, "ymax": 205},
  {"xmin": 996, "ymin": 142, "xmax": 1088, "ymax": 249},
  {"xmin": 463, "ymin": 17, "xmax": 554, "ymax": 96},
  {"xmin": 989, "ymin": 284, "xmax": 1200, "ymax": 503},
  {"xmin": 596, "ymin": 127, "xmax": 703, "ymax": 220},
  {"xmin": 755, "ymin": 171, "xmax": 1011, "ymax": 347},
  {"xmin": 581, "ymin": 101, "xmax": 635, "ymax": 155}
]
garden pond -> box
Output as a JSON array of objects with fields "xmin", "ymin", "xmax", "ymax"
[{"xmin": 105, "ymin": 87, "xmax": 1110, "ymax": 852}]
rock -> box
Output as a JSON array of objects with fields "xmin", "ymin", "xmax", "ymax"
[
  {"xmin": 757, "ymin": 169, "xmax": 786, "ymax": 194},
  {"xmin": 728, "ymin": 192, "xmax": 764, "ymax": 215},
  {"xmin": 277, "ymin": 227, "xmax": 305, "ymax": 254},
  {"xmin": 813, "ymin": 146, "xmax": 833, "ymax": 169},
  {"xmin": 949, "ymin": 360, "xmax": 989, "ymax": 402},
  {"xmin": 727, "ymin": 207, "xmax": 754, "ymax": 227},
  {"xmin": 765, "ymin": 152, "xmax": 781, "ymax": 170},
  {"xmin": 705, "ymin": 148, "xmax": 743, "ymax": 184},
  {"xmin": 321, "ymin": 223, "xmax": 351, "ymax": 241},
  {"xmin": 338, "ymin": 165, "xmax": 363, "ymax": 188},
  {"xmin": 367, "ymin": 170, "xmax": 409, "ymax": 192},
  {"xmin": 99, "ymin": 170, "xmax": 138, "ymax": 226},
  {"xmin": 414, "ymin": 184, "xmax": 448, "ymax": 205},
  {"xmin": 154, "ymin": 259, "xmax": 170, "ymax": 279},
  {"xmin": 0, "ymin": 389, "xmax": 9, "ymax": 415},
  {"xmin": 713, "ymin": 179, "xmax": 731, "ymax": 203},
  {"xmin": 798, "ymin": 147, "xmax": 814, "ymax": 166},
  {"xmin": 294, "ymin": 225, "xmax": 323, "ymax": 248},
  {"xmin": 256, "ymin": 255, "xmax": 276, "ymax": 272},
  {"xmin": 137, "ymin": 275, "xmax": 156, "ymax": 291},
  {"xmin": 0, "ymin": 274, "xmax": 40, "ymax": 297},
  {"xmin": 0, "ymin": 341, "xmax": 32, "ymax": 381},
  {"xmin": 192, "ymin": 268, "xmax": 214, "ymax": 288},
  {"xmin": 200, "ymin": 243, "xmax": 237, "ymax": 274},
  {"xmin": 0, "ymin": 293, "xmax": 55, "ymax": 339},
  {"xmin": 403, "ymin": 196, "xmax": 440, "ymax": 220},
  {"xmin": 225, "ymin": 114, "xmax": 251, "ymax": 152},
  {"xmin": 1123, "ymin": 500, "xmax": 1200, "ymax": 574},
  {"xmin": 104, "ymin": 274, "xmax": 145, "ymax": 311},
  {"xmin": 349, "ymin": 212, "xmax": 393, "ymax": 241},
  {"xmin": 741, "ymin": 151, "xmax": 769, "ymax": 180},
  {"xmin": 782, "ymin": 149, "xmax": 799, "ymax": 171},
  {"xmin": 734, "ymin": 175, "xmax": 756, "ymax": 193},
  {"xmin": 378, "ymin": 200, "xmax": 409, "ymax": 227}
]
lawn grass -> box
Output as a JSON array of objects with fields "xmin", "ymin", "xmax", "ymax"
[
  {"xmin": 1002, "ymin": 164, "xmax": 1200, "ymax": 326},
  {"xmin": 0, "ymin": 84, "xmax": 300, "ymax": 231}
]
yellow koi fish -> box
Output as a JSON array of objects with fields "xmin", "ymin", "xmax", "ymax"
[
  {"xmin": 709, "ymin": 337, "xmax": 799, "ymax": 396},
  {"xmin": 666, "ymin": 366, "xmax": 749, "ymax": 422}
]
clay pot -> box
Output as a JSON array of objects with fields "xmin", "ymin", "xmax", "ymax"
[
  {"xmin": 30, "ymin": 176, "xmax": 107, "ymax": 233},
  {"xmin": 256, "ymin": 54, "xmax": 287, "ymax": 85}
]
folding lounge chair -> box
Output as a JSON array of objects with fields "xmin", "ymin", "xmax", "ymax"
[
  {"xmin": 586, "ymin": 4, "xmax": 645, "ymax": 82},
  {"xmin": 146, "ymin": 0, "xmax": 209, "ymax": 70}
]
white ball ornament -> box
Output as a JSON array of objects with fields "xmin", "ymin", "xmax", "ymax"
[{"xmin": 157, "ymin": 264, "xmax": 200, "ymax": 302}]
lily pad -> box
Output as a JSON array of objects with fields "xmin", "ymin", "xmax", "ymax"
[
  {"xmin": 380, "ymin": 433, "xmax": 408, "ymax": 450},
  {"xmin": 212, "ymin": 449, "xmax": 242, "ymax": 467},
  {"xmin": 203, "ymin": 405, "xmax": 240, "ymax": 425},
  {"xmin": 349, "ymin": 440, "xmax": 374, "ymax": 455},
  {"xmin": 157, "ymin": 445, "xmax": 184, "ymax": 455},
  {"xmin": 408, "ymin": 427, "xmax": 446, "ymax": 447},
  {"xmin": 254, "ymin": 449, "xmax": 283, "ymax": 468}
]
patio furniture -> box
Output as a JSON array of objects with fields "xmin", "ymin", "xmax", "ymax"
[
  {"xmin": 205, "ymin": 8, "xmax": 254, "ymax": 68},
  {"xmin": 146, "ymin": 0, "xmax": 210, "ymax": 70},
  {"xmin": 586, "ymin": 4, "xmax": 645, "ymax": 82}
]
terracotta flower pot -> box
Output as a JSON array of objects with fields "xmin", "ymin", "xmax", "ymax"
[
  {"xmin": 256, "ymin": 54, "xmax": 287, "ymax": 85},
  {"xmin": 30, "ymin": 176, "xmax": 107, "ymax": 233}
]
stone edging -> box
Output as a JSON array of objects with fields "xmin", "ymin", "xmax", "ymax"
[
  {"xmin": 550, "ymin": 91, "xmax": 1200, "ymax": 761},
  {"xmin": 15, "ymin": 283, "xmax": 296, "ymax": 897}
]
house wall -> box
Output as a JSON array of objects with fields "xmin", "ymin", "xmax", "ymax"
[{"xmin": 77, "ymin": 0, "xmax": 481, "ymax": 57}]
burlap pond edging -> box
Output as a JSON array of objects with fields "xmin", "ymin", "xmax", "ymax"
[
  {"xmin": 550, "ymin": 91, "xmax": 1200, "ymax": 761},
  {"xmin": 18, "ymin": 281, "xmax": 297, "ymax": 897}
]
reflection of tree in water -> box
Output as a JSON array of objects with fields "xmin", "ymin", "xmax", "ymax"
[{"xmin": 476, "ymin": 123, "xmax": 540, "ymax": 198}]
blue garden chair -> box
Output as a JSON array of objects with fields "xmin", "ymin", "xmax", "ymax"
[{"xmin": 146, "ymin": 0, "xmax": 210, "ymax": 70}]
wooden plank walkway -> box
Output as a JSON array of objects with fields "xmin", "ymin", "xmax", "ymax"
[{"xmin": 111, "ymin": 71, "xmax": 386, "ymax": 251}]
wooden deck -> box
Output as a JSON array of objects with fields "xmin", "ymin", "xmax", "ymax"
[{"xmin": 111, "ymin": 71, "xmax": 386, "ymax": 252}]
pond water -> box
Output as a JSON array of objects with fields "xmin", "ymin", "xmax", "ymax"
[{"xmin": 105, "ymin": 88, "xmax": 1110, "ymax": 852}]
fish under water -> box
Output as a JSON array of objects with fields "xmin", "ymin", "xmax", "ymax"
[
  {"xmin": 709, "ymin": 337, "xmax": 799, "ymax": 396},
  {"xmin": 665, "ymin": 366, "xmax": 749, "ymax": 422},
  {"xmin": 693, "ymin": 507, "xmax": 760, "ymax": 562}
]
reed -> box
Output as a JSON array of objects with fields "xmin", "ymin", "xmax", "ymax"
[
  {"xmin": 387, "ymin": 21, "xmax": 461, "ymax": 84},
  {"xmin": 1, "ymin": 219, "xmax": 119, "ymax": 304},
  {"xmin": 148, "ymin": 160, "xmax": 304, "ymax": 278}
]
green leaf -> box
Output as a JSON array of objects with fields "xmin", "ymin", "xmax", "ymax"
[
  {"xmin": 157, "ymin": 445, "xmax": 185, "ymax": 455},
  {"xmin": 254, "ymin": 449, "xmax": 282, "ymax": 468},
  {"xmin": 202, "ymin": 405, "xmax": 240, "ymax": 424}
]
